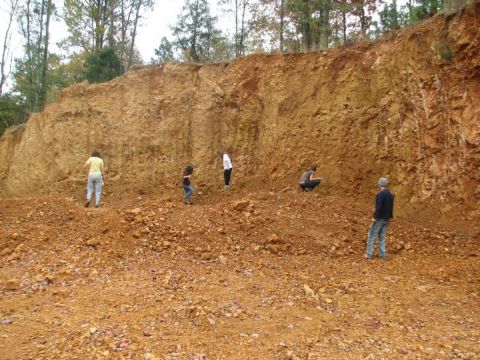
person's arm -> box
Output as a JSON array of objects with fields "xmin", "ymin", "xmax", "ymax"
[
  {"xmin": 84, "ymin": 158, "xmax": 90, "ymax": 168},
  {"xmin": 309, "ymin": 173, "xmax": 323, "ymax": 181},
  {"xmin": 372, "ymin": 192, "xmax": 384, "ymax": 222},
  {"xmin": 101, "ymin": 161, "xmax": 106, "ymax": 183}
]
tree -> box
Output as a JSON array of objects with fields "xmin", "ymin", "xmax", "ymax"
[
  {"xmin": 220, "ymin": 0, "xmax": 251, "ymax": 57},
  {"xmin": 409, "ymin": 0, "xmax": 444, "ymax": 23},
  {"xmin": 0, "ymin": 93, "xmax": 26, "ymax": 136},
  {"xmin": 350, "ymin": 0, "xmax": 378, "ymax": 38},
  {"xmin": 84, "ymin": 47, "xmax": 123, "ymax": 83},
  {"xmin": 285, "ymin": 0, "xmax": 333, "ymax": 50},
  {"xmin": 279, "ymin": 0, "xmax": 285, "ymax": 51},
  {"xmin": 153, "ymin": 37, "xmax": 176, "ymax": 63},
  {"xmin": 62, "ymin": 0, "xmax": 154, "ymax": 69},
  {"xmin": 249, "ymin": 0, "xmax": 283, "ymax": 52},
  {"xmin": 172, "ymin": 0, "xmax": 227, "ymax": 63},
  {"xmin": 334, "ymin": 0, "xmax": 352, "ymax": 44},
  {"xmin": 444, "ymin": 0, "xmax": 468, "ymax": 12},
  {"xmin": 126, "ymin": 0, "xmax": 155, "ymax": 68},
  {"xmin": 63, "ymin": 0, "xmax": 109, "ymax": 52},
  {"xmin": 380, "ymin": 0, "xmax": 400, "ymax": 32},
  {"xmin": 14, "ymin": 0, "xmax": 55, "ymax": 113},
  {"xmin": 39, "ymin": 0, "xmax": 52, "ymax": 107},
  {"xmin": 0, "ymin": 0, "xmax": 19, "ymax": 96}
]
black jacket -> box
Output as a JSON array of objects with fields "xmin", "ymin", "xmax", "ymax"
[{"xmin": 374, "ymin": 189, "xmax": 394, "ymax": 219}]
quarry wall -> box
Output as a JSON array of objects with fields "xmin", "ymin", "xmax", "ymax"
[{"xmin": 0, "ymin": 2, "xmax": 479, "ymax": 223}]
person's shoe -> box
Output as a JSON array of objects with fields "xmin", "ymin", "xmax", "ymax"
[
  {"xmin": 95, "ymin": 204, "xmax": 99, "ymax": 208},
  {"xmin": 183, "ymin": 199, "xmax": 190, "ymax": 205},
  {"xmin": 366, "ymin": 255, "xmax": 373, "ymax": 260},
  {"xmin": 84, "ymin": 201, "xmax": 90, "ymax": 208},
  {"xmin": 379, "ymin": 256, "xmax": 388, "ymax": 261}
]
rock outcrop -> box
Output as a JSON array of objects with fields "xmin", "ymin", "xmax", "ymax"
[{"xmin": 0, "ymin": 2, "xmax": 479, "ymax": 223}]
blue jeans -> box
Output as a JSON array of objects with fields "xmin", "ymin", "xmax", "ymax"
[
  {"xmin": 183, "ymin": 184, "xmax": 193, "ymax": 202},
  {"xmin": 87, "ymin": 173, "xmax": 104, "ymax": 206},
  {"xmin": 366, "ymin": 219, "xmax": 391, "ymax": 258},
  {"xmin": 300, "ymin": 179, "xmax": 321, "ymax": 191}
]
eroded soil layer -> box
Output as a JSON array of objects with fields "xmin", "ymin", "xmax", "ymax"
[{"xmin": 1, "ymin": 191, "xmax": 478, "ymax": 359}]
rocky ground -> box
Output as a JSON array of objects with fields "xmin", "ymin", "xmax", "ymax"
[{"xmin": 0, "ymin": 189, "xmax": 478, "ymax": 359}]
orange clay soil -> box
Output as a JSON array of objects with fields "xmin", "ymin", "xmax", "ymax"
[{"xmin": 1, "ymin": 189, "xmax": 478, "ymax": 359}]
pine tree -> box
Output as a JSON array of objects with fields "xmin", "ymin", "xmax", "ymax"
[
  {"xmin": 172, "ymin": 0, "xmax": 229, "ymax": 63},
  {"xmin": 380, "ymin": 0, "xmax": 400, "ymax": 32},
  {"xmin": 153, "ymin": 37, "xmax": 175, "ymax": 63}
]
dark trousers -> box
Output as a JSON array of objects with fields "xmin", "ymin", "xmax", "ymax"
[
  {"xmin": 224, "ymin": 168, "xmax": 232, "ymax": 186},
  {"xmin": 300, "ymin": 179, "xmax": 320, "ymax": 191}
]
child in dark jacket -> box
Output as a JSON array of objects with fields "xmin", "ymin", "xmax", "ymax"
[{"xmin": 182, "ymin": 165, "xmax": 194, "ymax": 204}]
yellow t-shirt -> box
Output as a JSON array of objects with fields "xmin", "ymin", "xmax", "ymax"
[{"xmin": 86, "ymin": 157, "xmax": 104, "ymax": 175}]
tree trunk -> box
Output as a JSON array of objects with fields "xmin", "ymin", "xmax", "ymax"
[
  {"xmin": 128, "ymin": 0, "xmax": 142, "ymax": 68},
  {"xmin": 39, "ymin": 0, "xmax": 52, "ymax": 108},
  {"xmin": 279, "ymin": 0, "xmax": 284, "ymax": 53},
  {"xmin": 0, "ymin": 0, "xmax": 19, "ymax": 96},
  {"xmin": 108, "ymin": 0, "xmax": 116, "ymax": 47},
  {"xmin": 360, "ymin": 6, "xmax": 367, "ymax": 38},
  {"xmin": 320, "ymin": 1, "xmax": 331, "ymax": 49},
  {"xmin": 302, "ymin": 0, "xmax": 312, "ymax": 50},
  {"xmin": 25, "ymin": 0, "xmax": 35, "ymax": 111},
  {"xmin": 239, "ymin": 0, "xmax": 248, "ymax": 57},
  {"xmin": 234, "ymin": 0, "xmax": 239, "ymax": 57},
  {"xmin": 190, "ymin": 0, "xmax": 200, "ymax": 62}
]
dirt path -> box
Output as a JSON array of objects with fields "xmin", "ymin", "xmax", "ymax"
[{"xmin": 0, "ymin": 191, "xmax": 478, "ymax": 359}]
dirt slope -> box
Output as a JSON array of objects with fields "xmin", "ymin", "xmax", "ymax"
[
  {"xmin": 0, "ymin": 2, "xmax": 479, "ymax": 225},
  {"xmin": 0, "ymin": 191, "xmax": 478, "ymax": 359}
]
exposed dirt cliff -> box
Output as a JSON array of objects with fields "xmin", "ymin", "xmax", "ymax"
[{"xmin": 0, "ymin": 2, "xmax": 479, "ymax": 224}]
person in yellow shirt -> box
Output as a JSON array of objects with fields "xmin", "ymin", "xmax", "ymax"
[{"xmin": 84, "ymin": 150, "xmax": 105, "ymax": 208}]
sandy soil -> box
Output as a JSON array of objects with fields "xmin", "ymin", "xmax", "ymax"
[{"xmin": 0, "ymin": 189, "xmax": 478, "ymax": 359}]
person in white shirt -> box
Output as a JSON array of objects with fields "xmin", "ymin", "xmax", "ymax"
[{"xmin": 221, "ymin": 152, "xmax": 233, "ymax": 190}]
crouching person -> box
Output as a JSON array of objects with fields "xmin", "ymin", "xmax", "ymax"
[{"xmin": 299, "ymin": 165, "xmax": 322, "ymax": 192}]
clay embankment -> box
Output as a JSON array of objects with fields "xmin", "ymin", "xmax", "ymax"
[{"xmin": 0, "ymin": 2, "xmax": 479, "ymax": 225}]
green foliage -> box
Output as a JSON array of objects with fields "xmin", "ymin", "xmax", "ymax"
[
  {"xmin": 409, "ymin": 0, "xmax": 444, "ymax": 23},
  {"xmin": 84, "ymin": 47, "xmax": 123, "ymax": 84},
  {"xmin": 434, "ymin": 43, "xmax": 453, "ymax": 63},
  {"xmin": 380, "ymin": 0, "xmax": 400, "ymax": 31},
  {"xmin": 14, "ymin": 0, "xmax": 54, "ymax": 113},
  {"xmin": 172, "ymin": 0, "xmax": 230, "ymax": 62},
  {"xmin": 285, "ymin": 0, "xmax": 333, "ymax": 50},
  {"xmin": 444, "ymin": 0, "xmax": 468, "ymax": 13},
  {"xmin": 0, "ymin": 93, "xmax": 26, "ymax": 136},
  {"xmin": 153, "ymin": 37, "xmax": 176, "ymax": 63},
  {"xmin": 62, "ymin": 0, "xmax": 154, "ymax": 69}
]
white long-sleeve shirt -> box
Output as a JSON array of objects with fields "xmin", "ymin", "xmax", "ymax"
[{"xmin": 223, "ymin": 154, "xmax": 233, "ymax": 170}]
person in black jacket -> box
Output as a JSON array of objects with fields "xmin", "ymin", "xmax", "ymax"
[
  {"xmin": 182, "ymin": 165, "xmax": 194, "ymax": 204},
  {"xmin": 366, "ymin": 177, "xmax": 394, "ymax": 259}
]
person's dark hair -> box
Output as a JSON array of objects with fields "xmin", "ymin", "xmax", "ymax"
[
  {"xmin": 184, "ymin": 165, "xmax": 193, "ymax": 174},
  {"xmin": 91, "ymin": 150, "xmax": 101, "ymax": 158},
  {"xmin": 308, "ymin": 165, "xmax": 316, "ymax": 171}
]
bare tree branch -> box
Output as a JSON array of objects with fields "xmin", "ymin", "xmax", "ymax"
[{"xmin": 0, "ymin": 0, "xmax": 19, "ymax": 95}]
